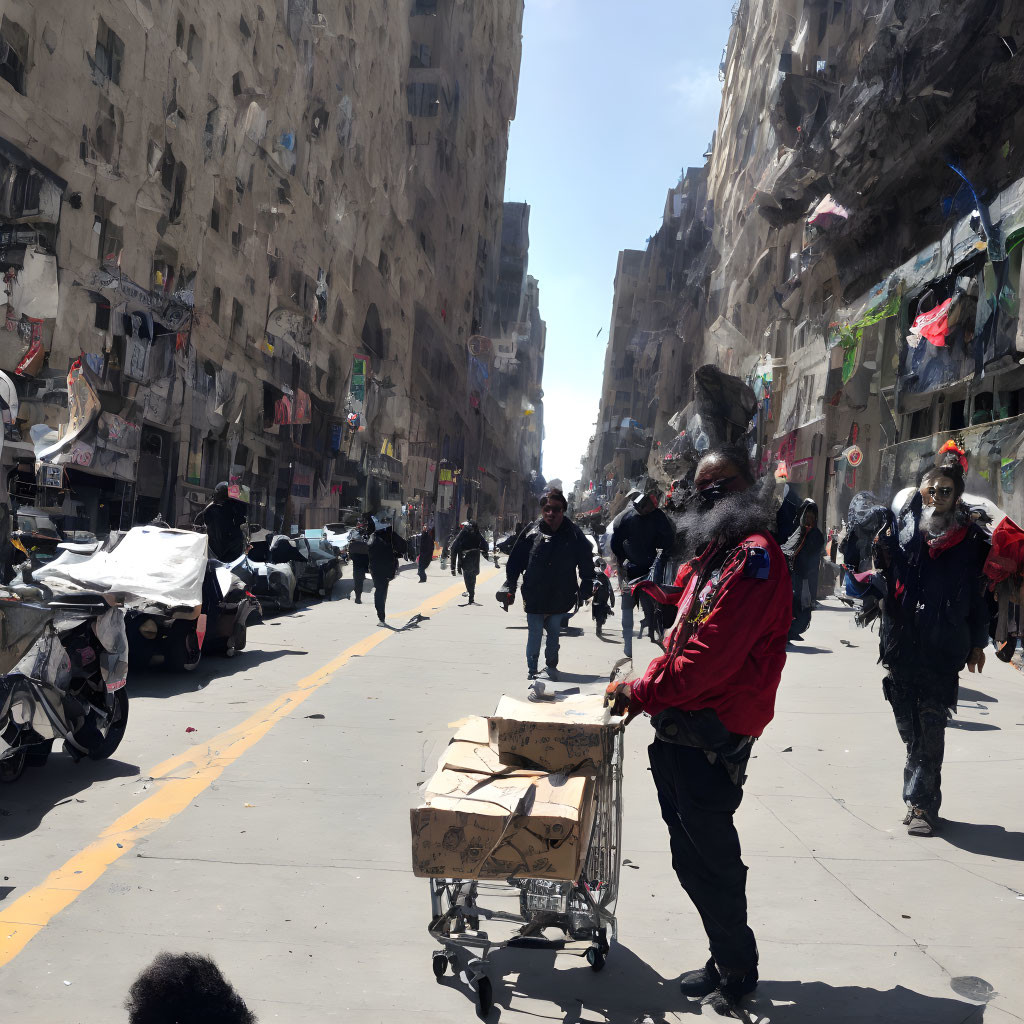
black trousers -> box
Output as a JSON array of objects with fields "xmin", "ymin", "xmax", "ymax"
[
  {"xmin": 353, "ymin": 565, "xmax": 366, "ymax": 599},
  {"xmin": 649, "ymin": 739, "xmax": 757, "ymax": 972},
  {"xmin": 463, "ymin": 569, "xmax": 477, "ymax": 601},
  {"xmin": 418, "ymin": 554, "xmax": 430, "ymax": 581},
  {"xmin": 883, "ymin": 670, "xmax": 954, "ymax": 814},
  {"xmin": 371, "ymin": 575, "xmax": 389, "ymax": 621}
]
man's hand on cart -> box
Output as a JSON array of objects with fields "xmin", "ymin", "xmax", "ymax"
[{"xmin": 605, "ymin": 679, "xmax": 643, "ymax": 723}]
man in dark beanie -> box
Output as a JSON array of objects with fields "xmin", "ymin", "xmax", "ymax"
[{"xmin": 501, "ymin": 487, "xmax": 595, "ymax": 698}]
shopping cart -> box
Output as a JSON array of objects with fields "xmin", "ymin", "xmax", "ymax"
[{"xmin": 427, "ymin": 727, "xmax": 624, "ymax": 1017}]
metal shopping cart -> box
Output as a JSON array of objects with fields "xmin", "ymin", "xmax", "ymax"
[{"xmin": 426, "ymin": 727, "xmax": 624, "ymax": 1017}]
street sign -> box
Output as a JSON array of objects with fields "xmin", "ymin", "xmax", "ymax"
[{"xmin": 843, "ymin": 445, "xmax": 863, "ymax": 467}]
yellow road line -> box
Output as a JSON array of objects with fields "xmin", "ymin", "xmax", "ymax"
[{"xmin": 0, "ymin": 568, "xmax": 499, "ymax": 967}]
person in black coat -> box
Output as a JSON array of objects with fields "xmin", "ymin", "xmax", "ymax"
[
  {"xmin": 450, "ymin": 520, "xmax": 490, "ymax": 604},
  {"xmin": 611, "ymin": 489, "xmax": 674, "ymax": 657},
  {"xmin": 367, "ymin": 518, "xmax": 399, "ymax": 625},
  {"xmin": 416, "ymin": 525, "xmax": 434, "ymax": 582},
  {"xmin": 874, "ymin": 446, "xmax": 990, "ymax": 836},
  {"xmin": 501, "ymin": 489, "xmax": 595, "ymax": 691},
  {"xmin": 782, "ymin": 498, "xmax": 825, "ymax": 641}
]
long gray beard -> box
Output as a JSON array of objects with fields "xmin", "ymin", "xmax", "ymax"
[
  {"xmin": 920, "ymin": 505, "xmax": 959, "ymax": 538},
  {"xmin": 678, "ymin": 489, "xmax": 773, "ymax": 560}
]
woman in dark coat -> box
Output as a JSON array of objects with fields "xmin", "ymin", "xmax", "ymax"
[{"xmin": 783, "ymin": 498, "xmax": 825, "ymax": 641}]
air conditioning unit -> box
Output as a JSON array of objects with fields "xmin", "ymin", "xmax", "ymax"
[{"xmin": 185, "ymin": 490, "xmax": 204, "ymax": 504}]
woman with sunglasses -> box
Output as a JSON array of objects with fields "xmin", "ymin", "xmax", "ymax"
[{"xmin": 873, "ymin": 441, "xmax": 991, "ymax": 837}]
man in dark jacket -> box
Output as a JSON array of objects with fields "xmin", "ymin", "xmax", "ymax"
[
  {"xmin": 451, "ymin": 520, "xmax": 490, "ymax": 604},
  {"xmin": 782, "ymin": 498, "xmax": 825, "ymax": 640},
  {"xmin": 611, "ymin": 488, "xmax": 674, "ymax": 658},
  {"xmin": 417, "ymin": 525, "xmax": 434, "ymax": 582},
  {"xmin": 195, "ymin": 482, "xmax": 248, "ymax": 562},
  {"xmin": 502, "ymin": 489, "xmax": 594, "ymax": 692},
  {"xmin": 874, "ymin": 449, "xmax": 990, "ymax": 836},
  {"xmin": 348, "ymin": 518, "xmax": 371, "ymax": 604},
  {"xmin": 607, "ymin": 444, "xmax": 791, "ymax": 1015},
  {"xmin": 368, "ymin": 517, "xmax": 399, "ymax": 625}
]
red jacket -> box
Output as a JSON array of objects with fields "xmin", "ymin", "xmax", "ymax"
[{"xmin": 631, "ymin": 532, "xmax": 791, "ymax": 737}]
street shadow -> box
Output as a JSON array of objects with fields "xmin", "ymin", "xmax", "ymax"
[
  {"xmin": 786, "ymin": 645, "xmax": 833, "ymax": 654},
  {"xmin": 440, "ymin": 942, "xmax": 700, "ymax": 1022},
  {"xmin": 597, "ymin": 633, "xmax": 622, "ymax": 645},
  {"xmin": 552, "ymin": 670, "xmax": 607, "ymax": 685},
  {"xmin": 940, "ymin": 819, "xmax": 1024, "ymax": 861},
  {"xmin": 505, "ymin": 625, "xmax": 530, "ymax": 631},
  {"xmin": 128, "ymin": 650, "xmax": 304, "ymax": 698},
  {"xmin": 745, "ymin": 979, "xmax": 988, "ymax": 1023},
  {"xmin": 0, "ymin": 756, "xmax": 140, "ymax": 841},
  {"xmin": 958, "ymin": 687, "xmax": 998, "ymax": 704},
  {"xmin": 947, "ymin": 720, "xmax": 999, "ymax": 732}
]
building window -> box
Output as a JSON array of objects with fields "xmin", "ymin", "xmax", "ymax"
[
  {"xmin": 0, "ymin": 17, "xmax": 28, "ymax": 95},
  {"xmin": 229, "ymin": 299, "xmax": 243, "ymax": 342},
  {"xmin": 210, "ymin": 199, "xmax": 220, "ymax": 232},
  {"xmin": 94, "ymin": 18, "xmax": 124, "ymax": 86},
  {"xmin": 176, "ymin": 17, "xmax": 185, "ymax": 50},
  {"xmin": 93, "ymin": 196, "xmax": 122, "ymax": 264},
  {"xmin": 186, "ymin": 25, "xmax": 202, "ymax": 68},
  {"xmin": 410, "ymin": 43, "xmax": 432, "ymax": 68},
  {"xmin": 210, "ymin": 287, "xmax": 221, "ymax": 324},
  {"xmin": 412, "ymin": 0, "xmax": 438, "ymax": 13},
  {"xmin": 406, "ymin": 83, "xmax": 439, "ymax": 118}
]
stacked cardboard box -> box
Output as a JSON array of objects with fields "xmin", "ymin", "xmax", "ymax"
[{"xmin": 410, "ymin": 696, "xmax": 615, "ymax": 881}]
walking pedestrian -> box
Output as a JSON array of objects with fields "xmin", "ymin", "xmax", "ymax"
[
  {"xmin": 443, "ymin": 526, "xmax": 461, "ymax": 578},
  {"xmin": 417, "ymin": 524, "xmax": 434, "ymax": 582},
  {"xmin": 590, "ymin": 558, "xmax": 614, "ymax": 636},
  {"xmin": 610, "ymin": 488, "xmax": 674, "ymax": 659},
  {"xmin": 873, "ymin": 441, "xmax": 990, "ymax": 836},
  {"xmin": 348, "ymin": 517, "xmax": 371, "ymax": 605},
  {"xmin": 782, "ymin": 498, "xmax": 825, "ymax": 641},
  {"xmin": 450, "ymin": 519, "xmax": 490, "ymax": 604},
  {"xmin": 499, "ymin": 488, "xmax": 595, "ymax": 697},
  {"xmin": 606, "ymin": 444, "xmax": 791, "ymax": 1015},
  {"xmin": 368, "ymin": 516, "xmax": 399, "ymax": 625}
]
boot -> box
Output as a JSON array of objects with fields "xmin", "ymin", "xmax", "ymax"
[
  {"xmin": 701, "ymin": 966, "xmax": 758, "ymax": 1015},
  {"xmin": 679, "ymin": 958, "xmax": 719, "ymax": 997}
]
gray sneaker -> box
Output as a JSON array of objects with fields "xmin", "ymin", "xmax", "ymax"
[
  {"xmin": 907, "ymin": 807, "xmax": 939, "ymax": 836},
  {"xmin": 545, "ymin": 664, "xmax": 560, "ymax": 682}
]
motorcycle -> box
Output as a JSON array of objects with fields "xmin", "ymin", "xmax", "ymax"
[
  {"xmin": 201, "ymin": 560, "xmax": 261, "ymax": 657},
  {"xmin": 0, "ymin": 582, "xmax": 129, "ymax": 784},
  {"xmin": 39, "ymin": 523, "xmax": 208, "ymax": 673},
  {"xmin": 239, "ymin": 533, "xmax": 302, "ymax": 610}
]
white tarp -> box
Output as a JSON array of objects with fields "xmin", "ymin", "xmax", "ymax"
[{"xmin": 40, "ymin": 526, "xmax": 208, "ymax": 609}]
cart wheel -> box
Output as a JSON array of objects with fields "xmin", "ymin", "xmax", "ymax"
[
  {"xmin": 586, "ymin": 946, "xmax": 606, "ymax": 972},
  {"xmin": 432, "ymin": 952, "xmax": 449, "ymax": 980},
  {"xmin": 475, "ymin": 976, "xmax": 492, "ymax": 1017}
]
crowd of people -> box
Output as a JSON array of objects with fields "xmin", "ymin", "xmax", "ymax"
[{"xmin": 148, "ymin": 437, "xmax": 1007, "ymax": 1020}]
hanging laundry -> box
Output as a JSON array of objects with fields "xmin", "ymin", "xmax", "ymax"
[
  {"xmin": 8, "ymin": 247, "xmax": 59, "ymax": 320},
  {"xmin": 907, "ymin": 297, "xmax": 953, "ymax": 348}
]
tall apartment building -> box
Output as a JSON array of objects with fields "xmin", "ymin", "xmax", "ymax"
[
  {"xmin": 0, "ymin": 0, "xmax": 538, "ymax": 540},
  {"xmin": 578, "ymin": 0, "xmax": 1024, "ymax": 532}
]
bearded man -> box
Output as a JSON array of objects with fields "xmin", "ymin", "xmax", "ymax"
[
  {"xmin": 873, "ymin": 443, "xmax": 991, "ymax": 836},
  {"xmin": 608, "ymin": 444, "xmax": 792, "ymax": 1014}
]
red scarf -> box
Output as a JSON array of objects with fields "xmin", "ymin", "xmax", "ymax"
[{"xmin": 926, "ymin": 525, "xmax": 967, "ymax": 558}]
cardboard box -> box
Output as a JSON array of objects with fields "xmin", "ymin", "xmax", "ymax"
[
  {"xmin": 410, "ymin": 766, "xmax": 597, "ymax": 880},
  {"xmin": 487, "ymin": 694, "xmax": 615, "ymax": 773}
]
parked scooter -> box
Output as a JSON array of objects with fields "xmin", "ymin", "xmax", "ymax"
[
  {"xmin": 239, "ymin": 533, "xmax": 303, "ymax": 611},
  {"xmin": 0, "ymin": 582, "xmax": 129, "ymax": 784},
  {"xmin": 201, "ymin": 560, "xmax": 261, "ymax": 657}
]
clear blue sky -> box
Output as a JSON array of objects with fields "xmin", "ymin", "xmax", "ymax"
[{"xmin": 505, "ymin": 0, "xmax": 734, "ymax": 489}]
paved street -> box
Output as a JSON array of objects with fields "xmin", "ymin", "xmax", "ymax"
[{"xmin": 0, "ymin": 562, "xmax": 1021, "ymax": 1023}]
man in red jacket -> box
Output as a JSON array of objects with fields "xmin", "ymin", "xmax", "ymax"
[{"xmin": 609, "ymin": 444, "xmax": 791, "ymax": 1014}]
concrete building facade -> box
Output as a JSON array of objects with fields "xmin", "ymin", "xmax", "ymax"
[
  {"xmin": 576, "ymin": 0, "xmax": 1024, "ymax": 535},
  {"xmin": 0, "ymin": 0, "xmax": 539, "ymax": 542}
]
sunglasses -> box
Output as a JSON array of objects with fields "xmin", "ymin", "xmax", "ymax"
[
  {"xmin": 926, "ymin": 486, "xmax": 954, "ymax": 498},
  {"xmin": 696, "ymin": 475, "xmax": 738, "ymax": 492},
  {"xmin": 541, "ymin": 504, "xmax": 563, "ymax": 513}
]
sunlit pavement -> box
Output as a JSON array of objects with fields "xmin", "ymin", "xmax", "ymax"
[{"xmin": 0, "ymin": 566, "xmax": 1020, "ymax": 1023}]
